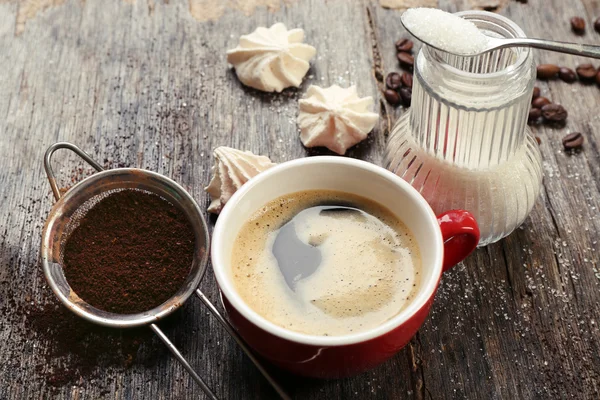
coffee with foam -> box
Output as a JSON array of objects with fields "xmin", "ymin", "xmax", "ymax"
[{"xmin": 231, "ymin": 190, "xmax": 422, "ymax": 336}]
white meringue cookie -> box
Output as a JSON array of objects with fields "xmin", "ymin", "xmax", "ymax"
[
  {"xmin": 298, "ymin": 85, "xmax": 379, "ymax": 155},
  {"xmin": 205, "ymin": 146, "xmax": 276, "ymax": 214},
  {"xmin": 226, "ymin": 23, "xmax": 316, "ymax": 92}
]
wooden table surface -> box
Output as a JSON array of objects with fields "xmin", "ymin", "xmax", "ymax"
[{"xmin": 1, "ymin": 0, "xmax": 600, "ymax": 398}]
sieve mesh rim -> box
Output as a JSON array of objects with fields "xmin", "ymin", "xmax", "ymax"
[{"xmin": 41, "ymin": 168, "xmax": 210, "ymax": 328}]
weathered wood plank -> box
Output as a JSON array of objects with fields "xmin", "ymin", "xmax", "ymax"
[{"xmin": 0, "ymin": 0, "xmax": 599, "ymax": 399}]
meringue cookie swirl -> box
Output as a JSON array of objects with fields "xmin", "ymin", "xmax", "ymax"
[
  {"xmin": 298, "ymin": 85, "xmax": 379, "ymax": 155},
  {"xmin": 205, "ymin": 146, "xmax": 276, "ymax": 214},
  {"xmin": 226, "ymin": 23, "xmax": 317, "ymax": 92}
]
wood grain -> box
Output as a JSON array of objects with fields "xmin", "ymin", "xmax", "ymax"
[{"xmin": 0, "ymin": 0, "xmax": 599, "ymax": 399}]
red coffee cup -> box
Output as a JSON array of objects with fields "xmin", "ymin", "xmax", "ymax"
[{"xmin": 212, "ymin": 157, "xmax": 479, "ymax": 378}]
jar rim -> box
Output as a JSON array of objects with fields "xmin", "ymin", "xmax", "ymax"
[{"xmin": 423, "ymin": 10, "xmax": 530, "ymax": 80}]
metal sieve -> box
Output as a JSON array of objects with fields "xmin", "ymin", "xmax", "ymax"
[{"xmin": 41, "ymin": 142, "xmax": 289, "ymax": 400}]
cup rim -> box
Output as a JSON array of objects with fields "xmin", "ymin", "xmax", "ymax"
[{"xmin": 211, "ymin": 156, "xmax": 443, "ymax": 346}]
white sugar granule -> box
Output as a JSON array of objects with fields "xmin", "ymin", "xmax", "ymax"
[{"xmin": 402, "ymin": 8, "xmax": 489, "ymax": 55}]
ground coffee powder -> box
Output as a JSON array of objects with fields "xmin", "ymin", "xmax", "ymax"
[
  {"xmin": 62, "ymin": 189, "xmax": 195, "ymax": 314},
  {"xmin": 11, "ymin": 283, "xmax": 184, "ymax": 392}
]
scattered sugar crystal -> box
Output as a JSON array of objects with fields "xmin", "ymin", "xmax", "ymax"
[{"xmin": 402, "ymin": 8, "xmax": 489, "ymax": 55}]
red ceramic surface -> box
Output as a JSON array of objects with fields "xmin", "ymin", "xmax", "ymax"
[{"xmin": 438, "ymin": 210, "xmax": 480, "ymax": 272}]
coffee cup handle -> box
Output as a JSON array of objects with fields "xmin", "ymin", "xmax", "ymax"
[{"xmin": 437, "ymin": 210, "xmax": 480, "ymax": 272}]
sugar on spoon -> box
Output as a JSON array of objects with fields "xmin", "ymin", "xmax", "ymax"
[{"xmin": 401, "ymin": 8, "xmax": 600, "ymax": 59}]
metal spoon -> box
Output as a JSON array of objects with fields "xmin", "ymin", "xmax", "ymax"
[
  {"xmin": 272, "ymin": 221, "xmax": 321, "ymax": 290},
  {"xmin": 272, "ymin": 206, "xmax": 363, "ymax": 290},
  {"xmin": 401, "ymin": 18, "xmax": 600, "ymax": 59}
]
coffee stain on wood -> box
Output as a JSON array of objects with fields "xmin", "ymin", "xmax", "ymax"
[
  {"xmin": 15, "ymin": 0, "xmax": 66, "ymax": 35},
  {"xmin": 379, "ymin": 0, "xmax": 437, "ymax": 10},
  {"xmin": 188, "ymin": 0, "xmax": 297, "ymax": 22},
  {"xmin": 379, "ymin": 0, "xmax": 508, "ymax": 11},
  {"xmin": 13, "ymin": 0, "xmax": 165, "ymax": 35},
  {"xmin": 13, "ymin": 0, "xmax": 301, "ymax": 36}
]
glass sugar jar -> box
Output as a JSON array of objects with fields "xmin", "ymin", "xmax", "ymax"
[{"xmin": 384, "ymin": 11, "xmax": 543, "ymax": 246}]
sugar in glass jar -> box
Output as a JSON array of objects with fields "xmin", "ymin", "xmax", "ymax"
[{"xmin": 385, "ymin": 11, "xmax": 543, "ymax": 246}]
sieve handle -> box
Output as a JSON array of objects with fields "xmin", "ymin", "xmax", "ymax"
[
  {"xmin": 195, "ymin": 289, "xmax": 292, "ymax": 400},
  {"xmin": 150, "ymin": 323, "xmax": 219, "ymax": 400},
  {"xmin": 44, "ymin": 142, "xmax": 105, "ymax": 201}
]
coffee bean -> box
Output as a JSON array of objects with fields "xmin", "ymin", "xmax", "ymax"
[
  {"xmin": 559, "ymin": 67, "xmax": 577, "ymax": 83},
  {"xmin": 532, "ymin": 96, "xmax": 551, "ymax": 109},
  {"xmin": 395, "ymin": 39, "xmax": 414, "ymax": 53},
  {"xmin": 596, "ymin": 70, "xmax": 600, "ymax": 85},
  {"xmin": 595, "ymin": 17, "xmax": 600, "ymax": 33},
  {"xmin": 375, "ymin": 70, "xmax": 384, "ymax": 82},
  {"xmin": 401, "ymin": 72, "xmax": 413, "ymax": 88},
  {"xmin": 384, "ymin": 89, "xmax": 401, "ymax": 106},
  {"xmin": 528, "ymin": 108, "xmax": 542, "ymax": 123},
  {"xmin": 562, "ymin": 132, "xmax": 584, "ymax": 150},
  {"xmin": 532, "ymin": 86, "xmax": 540, "ymax": 100},
  {"xmin": 397, "ymin": 52, "xmax": 414, "ymax": 68},
  {"xmin": 535, "ymin": 136, "xmax": 541, "ymax": 145},
  {"xmin": 386, "ymin": 72, "xmax": 402, "ymax": 90},
  {"xmin": 399, "ymin": 87, "xmax": 412, "ymax": 107},
  {"xmin": 571, "ymin": 17, "xmax": 586, "ymax": 35},
  {"xmin": 537, "ymin": 64, "xmax": 560, "ymax": 79},
  {"xmin": 576, "ymin": 63, "xmax": 597, "ymax": 80},
  {"xmin": 541, "ymin": 104, "xmax": 568, "ymax": 122}
]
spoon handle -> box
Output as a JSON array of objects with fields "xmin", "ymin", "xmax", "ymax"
[
  {"xmin": 150, "ymin": 324, "xmax": 219, "ymax": 400},
  {"xmin": 502, "ymin": 38, "xmax": 600, "ymax": 59}
]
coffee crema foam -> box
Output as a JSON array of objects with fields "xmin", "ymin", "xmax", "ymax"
[{"xmin": 231, "ymin": 190, "xmax": 422, "ymax": 336}]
